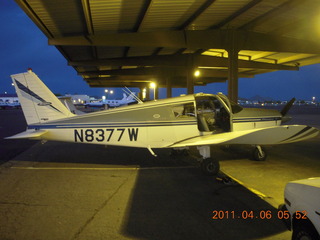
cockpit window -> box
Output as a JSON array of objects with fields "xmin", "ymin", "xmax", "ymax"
[
  {"xmin": 172, "ymin": 103, "xmax": 195, "ymax": 118},
  {"xmin": 230, "ymin": 102, "xmax": 243, "ymax": 114},
  {"xmin": 217, "ymin": 94, "xmax": 243, "ymax": 114}
]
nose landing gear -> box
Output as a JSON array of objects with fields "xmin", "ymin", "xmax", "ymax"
[
  {"xmin": 197, "ymin": 146, "xmax": 220, "ymax": 176},
  {"xmin": 201, "ymin": 157, "xmax": 220, "ymax": 176}
]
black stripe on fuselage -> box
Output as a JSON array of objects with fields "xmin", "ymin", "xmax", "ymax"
[
  {"xmin": 28, "ymin": 121, "xmax": 198, "ymax": 130},
  {"xmin": 233, "ymin": 117, "xmax": 281, "ymax": 123}
]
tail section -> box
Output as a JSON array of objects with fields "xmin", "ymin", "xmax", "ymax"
[
  {"xmin": 122, "ymin": 93, "xmax": 128, "ymax": 100},
  {"xmin": 126, "ymin": 92, "xmax": 136, "ymax": 101},
  {"xmin": 11, "ymin": 69, "xmax": 75, "ymax": 125},
  {"xmin": 121, "ymin": 92, "xmax": 136, "ymax": 103}
]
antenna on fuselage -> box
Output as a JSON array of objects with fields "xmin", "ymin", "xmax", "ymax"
[{"xmin": 123, "ymin": 87, "xmax": 143, "ymax": 104}]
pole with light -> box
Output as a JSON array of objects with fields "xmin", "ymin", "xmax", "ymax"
[
  {"xmin": 104, "ymin": 89, "xmax": 114, "ymax": 100},
  {"xmin": 104, "ymin": 89, "xmax": 108, "ymax": 101}
]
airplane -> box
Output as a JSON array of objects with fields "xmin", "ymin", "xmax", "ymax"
[
  {"xmin": 7, "ymin": 69, "xmax": 319, "ymax": 176},
  {"xmin": 58, "ymin": 96, "xmax": 85, "ymax": 115},
  {"xmin": 84, "ymin": 92, "xmax": 137, "ymax": 109},
  {"xmin": 0, "ymin": 101, "xmax": 20, "ymax": 109}
]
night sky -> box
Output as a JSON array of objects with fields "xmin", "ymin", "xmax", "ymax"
[{"xmin": 1, "ymin": 1, "xmax": 319, "ymax": 101}]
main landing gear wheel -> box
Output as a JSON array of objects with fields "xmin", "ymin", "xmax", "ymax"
[
  {"xmin": 252, "ymin": 146, "xmax": 267, "ymax": 161},
  {"xmin": 201, "ymin": 158, "xmax": 220, "ymax": 176}
]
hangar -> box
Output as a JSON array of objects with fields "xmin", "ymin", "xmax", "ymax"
[{"xmin": 15, "ymin": 0, "xmax": 320, "ymax": 101}]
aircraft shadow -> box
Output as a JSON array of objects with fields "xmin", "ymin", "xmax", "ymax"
[
  {"xmin": 10, "ymin": 141, "xmax": 259, "ymax": 168},
  {"xmin": 11, "ymin": 141, "xmax": 195, "ymax": 168},
  {"xmin": 7, "ymin": 141, "xmax": 288, "ymax": 239},
  {"xmin": 121, "ymin": 167, "xmax": 287, "ymax": 240}
]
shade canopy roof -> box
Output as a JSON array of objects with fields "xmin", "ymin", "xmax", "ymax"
[{"xmin": 15, "ymin": 0, "xmax": 320, "ymax": 90}]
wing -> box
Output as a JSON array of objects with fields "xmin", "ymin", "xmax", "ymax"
[
  {"xmin": 169, "ymin": 125, "xmax": 319, "ymax": 148},
  {"xmin": 6, "ymin": 130, "xmax": 48, "ymax": 140}
]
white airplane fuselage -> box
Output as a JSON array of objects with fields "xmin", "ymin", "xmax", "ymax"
[
  {"xmin": 26, "ymin": 94, "xmax": 282, "ymax": 148},
  {"xmin": 8, "ymin": 70, "xmax": 319, "ymax": 175}
]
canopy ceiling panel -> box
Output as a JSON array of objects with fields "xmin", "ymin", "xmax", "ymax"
[
  {"xmin": 139, "ymin": 0, "xmax": 207, "ymax": 31},
  {"xmin": 15, "ymin": 0, "xmax": 320, "ymax": 89}
]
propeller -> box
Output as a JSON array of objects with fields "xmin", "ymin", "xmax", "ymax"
[{"xmin": 280, "ymin": 97, "xmax": 296, "ymax": 123}]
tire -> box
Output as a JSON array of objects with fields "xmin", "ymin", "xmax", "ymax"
[
  {"xmin": 201, "ymin": 158, "xmax": 220, "ymax": 176},
  {"xmin": 252, "ymin": 147, "xmax": 267, "ymax": 161},
  {"xmin": 292, "ymin": 223, "xmax": 320, "ymax": 240}
]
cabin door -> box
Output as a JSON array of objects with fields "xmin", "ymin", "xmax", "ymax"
[{"xmin": 195, "ymin": 96, "xmax": 232, "ymax": 133}]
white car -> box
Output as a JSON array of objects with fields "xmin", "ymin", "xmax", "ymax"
[{"xmin": 279, "ymin": 178, "xmax": 320, "ymax": 240}]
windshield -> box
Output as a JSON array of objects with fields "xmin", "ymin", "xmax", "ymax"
[
  {"xmin": 230, "ymin": 101, "xmax": 243, "ymax": 114},
  {"xmin": 217, "ymin": 93, "xmax": 243, "ymax": 114}
]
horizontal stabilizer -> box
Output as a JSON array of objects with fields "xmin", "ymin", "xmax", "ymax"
[{"xmin": 6, "ymin": 130, "xmax": 48, "ymax": 140}]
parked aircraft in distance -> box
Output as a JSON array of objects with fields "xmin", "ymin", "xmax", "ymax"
[
  {"xmin": 7, "ymin": 70, "xmax": 319, "ymax": 175},
  {"xmin": 0, "ymin": 101, "xmax": 20, "ymax": 109},
  {"xmin": 58, "ymin": 96, "xmax": 85, "ymax": 115},
  {"xmin": 85, "ymin": 93, "xmax": 137, "ymax": 109}
]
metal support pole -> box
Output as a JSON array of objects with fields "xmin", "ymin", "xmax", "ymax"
[
  {"xmin": 155, "ymin": 85, "xmax": 159, "ymax": 100},
  {"xmin": 145, "ymin": 85, "xmax": 150, "ymax": 101},
  {"xmin": 187, "ymin": 55, "xmax": 194, "ymax": 94},
  {"xmin": 138, "ymin": 87, "xmax": 143, "ymax": 100},
  {"xmin": 166, "ymin": 77, "xmax": 172, "ymax": 98},
  {"xmin": 227, "ymin": 48, "xmax": 239, "ymax": 103},
  {"xmin": 227, "ymin": 30, "xmax": 239, "ymax": 103}
]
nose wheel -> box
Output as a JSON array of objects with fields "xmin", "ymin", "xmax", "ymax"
[
  {"xmin": 197, "ymin": 146, "xmax": 220, "ymax": 176},
  {"xmin": 201, "ymin": 158, "xmax": 220, "ymax": 176}
]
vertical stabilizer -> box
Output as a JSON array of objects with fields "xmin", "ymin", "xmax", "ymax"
[{"xmin": 11, "ymin": 69, "xmax": 75, "ymax": 125}]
